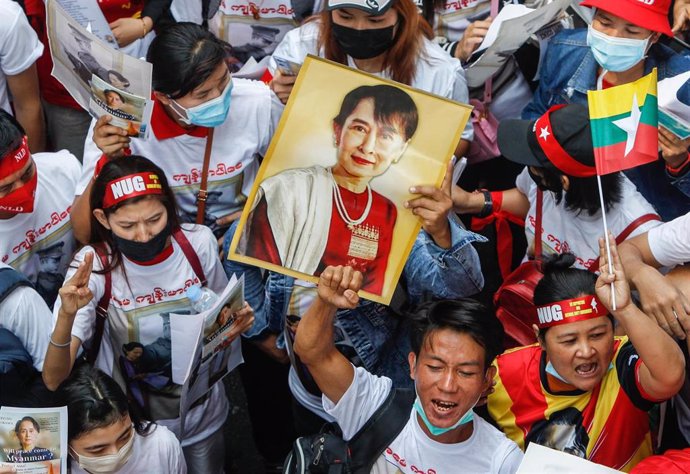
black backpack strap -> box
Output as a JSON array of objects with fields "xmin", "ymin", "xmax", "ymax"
[
  {"xmin": 85, "ymin": 245, "xmax": 111, "ymax": 365},
  {"xmin": 0, "ymin": 267, "xmax": 32, "ymax": 304},
  {"xmin": 348, "ymin": 388, "xmax": 415, "ymax": 473}
]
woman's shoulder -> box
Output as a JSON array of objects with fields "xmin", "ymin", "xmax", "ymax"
[
  {"xmin": 417, "ymin": 37, "xmax": 462, "ymax": 71},
  {"xmin": 140, "ymin": 424, "xmax": 180, "ymax": 450},
  {"xmin": 275, "ymin": 20, "xmax": 321, "ymax": 59},
  {"xmin": 178, "ymin": 224, "xmax": 216, "ymax": 247},
  {"xmin": 262, "ymin": 165, "xmax": 329, "ymax": 186}
]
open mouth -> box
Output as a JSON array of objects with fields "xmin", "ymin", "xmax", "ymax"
[
  {"xmin": 574, "ymin": 362, "xmax": 598, "ymax": 377},
  {"xmin": 431, "ymin": 399, "xmax": 458, "ymax": 413},
  {"xmin": 352, "ymin": 156, "xmax": 374, "ymax": 166}
]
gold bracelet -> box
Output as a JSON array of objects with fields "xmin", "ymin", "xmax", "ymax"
[{"xmin": 140, "ymin": 18, "xmax": 147, "ymax": 39}]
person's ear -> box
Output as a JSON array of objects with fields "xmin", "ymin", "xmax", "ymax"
[
  {"xmin": 408, "ymin": 352, "xmax": 417, "ymax": 381},
  {"xmin": 393, "ymin": 140, "xmax": 410, "ymax": 164},
  {"xmin": 93, "ymin": 209, "xmax": 111, "ymax": 230},
  {"xmin": 332, "ymin": 122, "xmax": 342, "ymax": 146},
  {"xmin": 561, "ymin": 175, "xmax": 570, "ymax": 191},
  {"xmin": 533, "ymin": 324, "xmax": 546, "ymax": 349},
  {"xmin": 483, "ymin": 365, "xmax": 497, "ymax": 390},
  {"xmin": 649, "ymin": 32, "xmax": 661, "ymax": 44},
  {"xmin": 154, "ymin": 91, "xmax": 172, "ymax": 107}
]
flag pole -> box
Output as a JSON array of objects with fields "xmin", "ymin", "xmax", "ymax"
[{"xmin": 596, "ymin": 174, "xmax": 616, "ymax": 310}]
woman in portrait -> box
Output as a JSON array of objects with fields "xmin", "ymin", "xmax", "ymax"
[
  {"xmin": 238, "ymin": 84, "xmax": 418, "ymax": 295},
  {"xmin": 7, "ymin": 417, "xmax": 54, "ymax": 463}
]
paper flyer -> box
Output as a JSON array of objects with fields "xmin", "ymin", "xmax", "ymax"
[
  {"xmin": 55, "ymin": 0, "xmax": 118, "ymax": 48},
  {"xmin": 658, "ymin": 71, "xmax": 690, "ymax": 139},
  {"xmin": 517, "ymin": 443, "xmax": 622, "ymax": 473},
  {"xmin": 0, "ymin": 406, "xmax": 67, "ymax": 474},
  {"xmin": 465, "ymin": 0, "xmax": 570, "ymax": 88},
  {"xmin": 170, "ymin": 276, "xmax": 245, "ymax": 434},
  {"xmin": 46, "ymin": 0, "xmax": 153, "ymax": 137}
]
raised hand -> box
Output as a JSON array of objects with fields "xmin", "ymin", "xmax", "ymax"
[
  {"xmin": 317, "ymin": 265, "xmax": 363, "ymax": 310},
  {"xmin": 269, "ymin": 71, "xmax": 296, "ymax": 104},
  {"xmin": 59, "ymin": 252, "xmax": 95, "ymax": 317},
  {"xmin": 93, "ymin": 115, "xmax": 130, "ymax": 159},
  {"xmin": 595, "ymin": 235, "xmax": 632, "ymax": 314},
  {"xmin": 456, "ymin": 17, "xmax": 493, "ymax": 62}
]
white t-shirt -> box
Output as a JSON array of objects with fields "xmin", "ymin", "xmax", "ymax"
[
  {"xmin": 324, "ymin": 367, "xmax": 523, "ymax": 473},
  {"xmin": 515, "ymin": 168, "xmax": 661, "ymax": 270},
  {"xmin": 0, "ymin": 0, "xmax": 43, "ymax": 114},
  {"xmin": 270, "ymin": 21, "xmax": 474, "ymax": 141},
  {"xmin": 71, "ymin": 425, "xmax": 187, "ymax": 474},
  {"xmin": 0, "ymin": 263, "xmax": 51, "ymax": 371},
  {"xmin": 0, "ymin": 151, "xmax": 80, "ymax": 306},
  {"xmin": 52, "ymin": 225, "xmax": 229, "ymax": 446},
  {"xmin": 79, "ymin": 79, "xmax": 282, "ymax": 233},
  {"xmin": 647, "ymin": 211, "xmax": 690, "ymax": 267}
]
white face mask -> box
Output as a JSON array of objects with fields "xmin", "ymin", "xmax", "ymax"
[{"xmin": 70, "ymin": 427, "xmax": 135, "ymax": 473}]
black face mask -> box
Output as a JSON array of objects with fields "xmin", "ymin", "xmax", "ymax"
[
  {"xmin": 332, "ymin": 23, "xmax": 397, "ymax": 60},
  {"xmin": 113, "ymin": 221, "xmax": 172, "ymax": 263}
]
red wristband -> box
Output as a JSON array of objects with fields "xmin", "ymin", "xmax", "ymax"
[
  {"xmin": 490, "ymin": 191, "xmax": 503, "ymax": 212},
  {"xmin": 666, "ymin": 152, "xmax": 690, "ymax": 176}
]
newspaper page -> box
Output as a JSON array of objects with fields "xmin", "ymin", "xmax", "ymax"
[
  {"xmin": 55, "ymin": 0, "xmax": 118, "ymax": 48},
  {"xmin": 170, "ymin": 276, "xmax": 245, "ymax": 434},
  {"xmin": 465, "ymin": 0, "xmax": 570, "ymax": 88},
  {"xmin": 0, "ymin": 406, "xmax": 67, "ymax": 474},
  {"xmin": 46, "ymin": 0, "xmax": 153, "ymax": 137}
]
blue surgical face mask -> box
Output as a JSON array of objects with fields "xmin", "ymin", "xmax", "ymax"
[
  {"xmin": 545, "ymin": 360, "xmax": 571, "ymax": 384},
  {"xmin": 586, "ymin": 25, "xmax": 651, "ymax": 73},
  {"xmin": 412, "ymin": 383, "xmax": 478, "ymax": 437},
  {"xmin": 171, "ymin": 79, "xmax": 233, "ymax": 128},
  {"xmin": 545, "ymin": 360, "xmax": 615, "ymax": 385}
]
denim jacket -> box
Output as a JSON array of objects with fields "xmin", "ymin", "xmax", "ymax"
[
  {"xmin": 522, "ymin": 28, "xmax": 690, "ymax": 221},
  {"xmin": 223, "ymin": 216, "xmax": 486, "ymax": 387}
]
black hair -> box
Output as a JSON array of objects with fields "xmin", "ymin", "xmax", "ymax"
[
  {"xmin": 533, "ymin": 253, "xmax": 613, "ymax": 339},
  {"xmin": 0, "ymin": 108, "xmax": 25, "ymax": 158},
  {"xmin": 122, "ymin": 342, "xmax": 144, "ymax": 354},
  {"xmin": 147, "ymin": 22, "xmax": 228, "ymax": 100},
  {"xmin": 89, "ymin": 155, "xmax": 181, "ymax": 273},
  {"xmin": 104, "ymin": 89, "xmax": 125, "ymax": 103},
  {"xmin": 409, "ymin": 299, "xmax": 504, "ymax": 370},
  {"xmin": 535, "ymin": 165, "xmax": 623, "ymax": 216},
  {"xmin": 333, "ymin": 85, "xmax": 419, "ymax": 141},
  {"xmin": 107, "ymin": 70, "xmax": 130, "ymax": 88},
  {"xmin": 58, "ymin": 364, "xmax": 155, "ymax": 441},
  {"xmin": 14, "ymin": 416, "xmax": 40, "ymax": 436}
]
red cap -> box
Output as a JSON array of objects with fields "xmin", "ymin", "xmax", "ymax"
[{"xmin": 581, "ymin": 0, "xmax": 673, "ymax": 37}]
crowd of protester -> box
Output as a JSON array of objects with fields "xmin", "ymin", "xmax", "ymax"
[{"xmin": 2, "ymin": 0, "xmax": 690, "ymax": 472}]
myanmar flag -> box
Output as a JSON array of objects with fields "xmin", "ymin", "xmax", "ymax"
[{"xmin": 587, "ymin": 69, "xmax": 658, "ymax": 175}]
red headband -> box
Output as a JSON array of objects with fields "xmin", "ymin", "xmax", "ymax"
[
  {"xmin": 536, "ymin": 295, "xmax": 608, "ymax": 329},
  {"xmin": 0, "ymin": 136, "xmax": 30, "ymax": 178},
  {"xmin": 534, "ymin": 105, "xmax": 596, "ymax": 178},
  {"xmin": 103, "ymin": 172, "xmax": 163, "ymax": 209}
]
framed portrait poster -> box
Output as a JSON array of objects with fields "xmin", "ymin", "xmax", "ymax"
[{"xmin": 229, "ymin": 56, "xmax": 472, "ymax": 305}]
